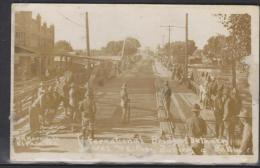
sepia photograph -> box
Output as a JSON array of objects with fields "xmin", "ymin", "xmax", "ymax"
[{"xmin": 10, "ymin": 4, "xmax": 259, "ymax": 164}]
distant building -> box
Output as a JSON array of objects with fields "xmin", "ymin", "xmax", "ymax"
[
  {"xmin": 14, "ymin": 11, "xmax": 55, "ymax": 81},
  {"xmin": 15, "ymin": 11, "xmax": 54, "ymax": 51}
]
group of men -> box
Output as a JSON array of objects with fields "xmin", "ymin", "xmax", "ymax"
[
  {"xmin": 29, "ymin": 75, "xmax": 132, "ymax": 142},
  {"xmin": 29, "ymin": 76, "xmax": 97, "ymax": 141},
  {"xmin": 185, "ymin": 102, "xmax": 252, "ymax": 155},
  {"xmin": 160, "ymin": 61, "xmax": 252, "ymax": 155}
]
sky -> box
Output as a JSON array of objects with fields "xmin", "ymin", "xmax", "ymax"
[{"xmin": 13, "ymin": 4, "xmax": 232, "ymax": 50}]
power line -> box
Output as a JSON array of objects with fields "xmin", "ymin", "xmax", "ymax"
[{"xmin": 57, "ymin": 11, "xmax": 84, "ymax": 28}]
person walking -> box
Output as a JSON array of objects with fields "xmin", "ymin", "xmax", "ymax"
[
  {"xmin": 237, "ymin": 109, "xmax": 252, "ymax": 155},
  {"xmin": 185, "ymin": 104, "xmax": 207, "ymax": 139}
]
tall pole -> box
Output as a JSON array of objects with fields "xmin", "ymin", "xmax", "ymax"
[
  {"xmin": 86, "ymin": 12, "xmax": 90, "ymax": 57},
  {"xmin": 185, "ymin": 13, "xmax": 189, "ymax": 80},
  {"xmin": 160, "ymin": 25, "xmax": 174, "ymax": 64},
  {"xmin": 168, "ymin": 25, "xmax": 171, "ymax": 59}
]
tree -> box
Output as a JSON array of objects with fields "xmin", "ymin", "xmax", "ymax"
[
  {"xmin": 124, "ymin": 37, "xmax": 141, "ymax": 55},
  {"xmin": 162, "ymin": 40, "xmax": 197, "ymax": 63},
  {"xmin": 104, "ymin": 37, "xmax": 141, "ymax": 56},
  {"xmin": 203, "ymin": 34, "xmax": 226, "ymax": 63},
  {"xmin": 105, "ymin": 41, "xmax": 124, "ymax": 55},
  {"xmin": 216, "ymin": 14, "xmax": 251, "ymax": 87},
  {"xmin": 54, "ymin": 40, "xmax": 73, "ymax": 52}
]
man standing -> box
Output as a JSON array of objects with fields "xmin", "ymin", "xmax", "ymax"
[
  {"xmin": 37, "ymin": 82, "xmax": 45, "ymax": 98},
  {"xmin": 120, "ymin": 83, "xmax": 129, "ymax": 123},
  {"xmin": 213, "ymin": 90, "xmax": 224, "ymax": 139},
  {"xmin": 62, "ymin": 79, "xmax": 70, "ymax": 116},
  {"xmin": 223, "ymin": 88, "xmax": 236, "ymax": 147},
  {"xmin": 161, "ymin": 81, "xmax": 172, "ymax": 117},
  {"xmin": 69, "ymin": 83, "xmax": 79, "ymax": 131},
  {"xmin": 79, "ymin": 90, "xmax": 97, "ymax": 141},
  {"xmin": 29, "ymin": 97, "xmax": 41, "ymax": 137},
  {"xmin": 237, "ymin": 109, "xmax": 252, "ymax": 155},
  {"xmin": 186, "ymin": 104, "xmax": 207, "ymax": 139}
]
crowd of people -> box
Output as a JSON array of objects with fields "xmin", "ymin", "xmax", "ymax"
[
  {"xmin": 28, "ymin": 67, "xmax": 133, "ymax": 144},
  {"xmin": 28, "ymin": 72, "xmax": 97, "ymax": 142},
  {"xmin": 158, "ymin": 57, "xmax": 252, "ymax": 155}
]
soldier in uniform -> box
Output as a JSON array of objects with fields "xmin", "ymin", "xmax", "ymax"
[
  {"xmin": 161, "ymin": 81, "xmax": 172, "ymax": 117},
  {"xmin": 29, "ymin": 97, "xmax": 41, "ymax": 137},
  {"xmin": 185, "ymin": 104, "xmax": 207, "ymax": 139},
  {"xmin": 237, "ymin": 109, "xmax": 252, "ymax": 155},
  {"xmin": 79, "ymin": 90, "xmax": 96, "ymax": 141},
  {"xmin": 62, "ymin": 79, "xmax": 70, "ymax": 116},
  {"xmin": 69, "ymin": 83, "xmax": 79, "ymax": 131},
  {"xmin": 120, "ymin": 83, "xmax": 129, "ymax": 123},
  {"xmin": 223, "ymin": 88, "xmax": 236, "ymax": 147},
  {"xmin": 213, "ymin": 90, "xmax": 224, "ymax": 139},
  {"xmin": 37, "ymin": 82, "xmax": 45, "ymax": 98}
]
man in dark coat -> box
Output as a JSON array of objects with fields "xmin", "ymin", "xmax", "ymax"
[{"xmin": 186, "ymin": 104, "xmax": 207, "ymax": 138}]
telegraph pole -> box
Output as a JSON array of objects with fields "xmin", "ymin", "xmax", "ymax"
[
  {"xmin": 160, "ymin": 25, "xmax": 174, "ymax": 62},
  {"xmin": 86, "ymin": 12, "xmax": 90, "ymax": 56},
  {"xmin": 184, "ymin": 13, "xmax": 189, "ymax": 80}
]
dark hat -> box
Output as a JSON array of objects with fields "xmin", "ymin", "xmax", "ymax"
[
  {"xmin": 237, "ymin": 109, "xmax": 251, "ymax": 118},
  {"xmin": 191, "ymin": 103, "xmax": 201, "ymax": 112}
]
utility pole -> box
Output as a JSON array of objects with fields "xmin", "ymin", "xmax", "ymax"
[
  {"xmin": 86, "ymin": 12, "xmax": 90, "ymax": 57},
  {"xmin": 160, "ymin": 25, "xmax": 174, "ymax": 63},
  {"xmin": 184, "ymin": 13, "xmax": 189, "ymax": 80}
]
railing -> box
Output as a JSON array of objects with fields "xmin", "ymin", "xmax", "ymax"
[{"xmin": 13, "ymin": 78, "xmax": 58, "ymax": 124}]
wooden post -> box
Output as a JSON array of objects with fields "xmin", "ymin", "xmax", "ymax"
[
  {"xmin": 185, "ymin": 13, "xmax": 189, "ymax": 80},
  {"xmin": 86, "ymin": 12, "xmax": 90, "ymax": 57}
]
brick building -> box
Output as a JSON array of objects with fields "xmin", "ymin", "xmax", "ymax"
[{"xmin": 14, "ymin": 11, "xmax": 55, "ymax": 81}]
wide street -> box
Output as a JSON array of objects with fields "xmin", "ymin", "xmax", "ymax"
[{"xmin": 13, "ymin": 55, "xmax": 252, "ymax": 155}]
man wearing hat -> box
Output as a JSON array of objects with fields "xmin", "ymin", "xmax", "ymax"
[
  {"xmin": 120, "ymin": 83, "xmax": 130, "ymax": 123},
  {"xmin": 223, "ymin": 87, "xmax": 236, "ymax": 147},
  {"xmin": 185, "ymin": 104, "xmax": 207, "ymax": 139},
  {"xmin": 237, "ymin": 109, "xmax": 252, "ymax": 155}
]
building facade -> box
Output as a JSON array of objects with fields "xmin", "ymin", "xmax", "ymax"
[
  {"xmin": 15, "ymin": 11, "xmax": 54, "ymax": 51},
  {"xmin": 14, "ymin": 11, "xmax": 55, "ymax": 81}
]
